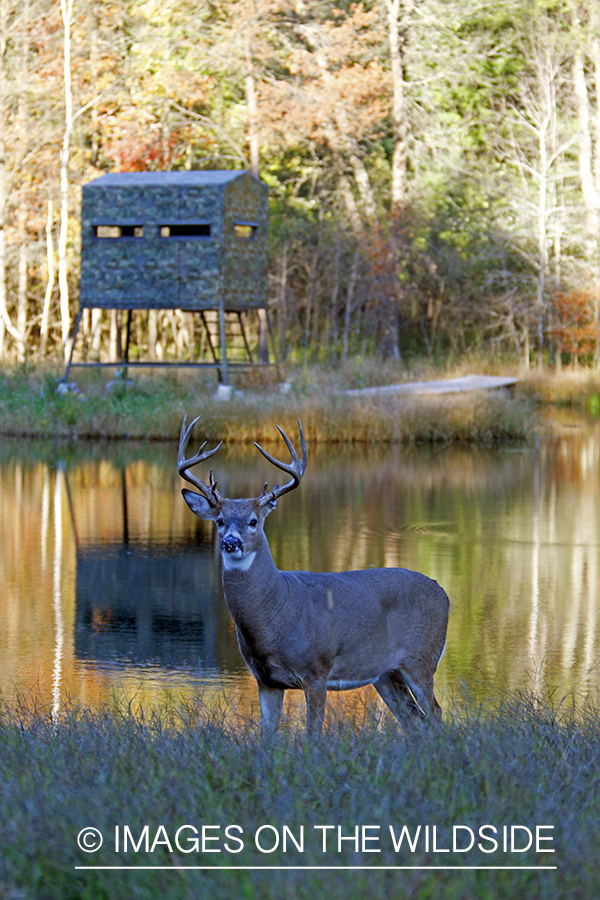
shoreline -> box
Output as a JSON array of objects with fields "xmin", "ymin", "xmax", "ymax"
[{"xmin": 1, "ymin": 363, "xmax": 598, "ymax": 444}]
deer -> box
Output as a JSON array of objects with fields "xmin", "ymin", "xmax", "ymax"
[{"xmin": 178, "ymin": 416, "xmax": 449, "ymax": 737}]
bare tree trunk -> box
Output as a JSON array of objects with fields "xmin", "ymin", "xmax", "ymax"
[
  {"xmin": 587, "ymin": 8, "xmax": 600, "ymax": 202},
  {"xmin": 89, "ymin": 0, "xmax": 99, "ymax": 167},
  {"xmin": 498, "ymin": 16, "xmax": 569, "ymax": 370},
  {"xmin": 383, "ymin": 0, "xmax": 409, "ymax": 362},
  {"xmin": 346, "ymin": 143, "xmax": 377, "ymax": 225},
  {"xmin": 586, "ymin": 19, "xmax": 600, "ymax": 368},
  {"xmin": 13, "ymin": 0, "xmax": 30, "ymax": 360},
  {"xmin": 330, "ymin": 233, "xmax": 340, "ymax": 363},
  {"xmin": 333, "ymin": 153, "xmax": 362, "ymax": 236},
  {"xmin": 39, "ymin": 200, "xmax": 54, "ymax": 357},
  {"xmin": 572, "ymin": 49, "xmax": 600, "ymax": 250},
  {"xmin": 243, "ymin": 26, "xmax": 270, "ymax": 363},
  {"xmin": 243, "ymin": 34, "xmax": 267, "ymax": 371},
  {"xmin": 278, "ymin": 242, "xmax": 288, "ymax": 360},
  {"xmin": 342, "ymin": 246, "xmax": 360, "ymax": 362},
  {"xmin": 187, "ymin": 311, "xmax": 195, "ymax": 359},
  {"xmin": 148, "ymin": 309, "xmax": 158, "ymax": 361},
  {"xmin": 0, "ymin": 0, "xmax": 32, "ymax": 359},
  {"xmin": 257, "ymin": 308, "xmax": 269, "ymax": 363},
  {"xmin": 523, "ymin": 325, "xmax": 530, "ymax": 370},
  {"xmin": 0, "ymin": 0, "xmax": 7, "ymax": 359},
  {"xmin": 244, "ymin": 30, "xmax": 259, "ymax": 178},
  {"xmin": 536, "ymin": 120, "xmax": 548, "ymax": 369},
  {"xmin": 58, "ymin": 0, "xmax": 74, "ymax": 361},
  {"xmin": 16, "ymin": 230, "xmax": 26, "ymax": 360},
  {"xmin": 0, "ymin": 196, "xmax": 4, "ymax": 359},
  {"xmin": 109, "ymin": 309, "xmax": 118, "ymax": 360},
  {"xmin": 91, "ymin": 308, "xmax": 102, "ymax": 357},
  {"xmin": 304, "ymin": 242, "xmax": 319, "ymax": 362},
  {"xmin": 135, "ymin": 312, "xmax": 144, "ymax": 359},
  {"xmin": 81, "ymin": 306, "xmax": 89, "ymax": 348},
  {"xmin": 384, "ymin": 0, "xmax": 409, "ymax": 220}
]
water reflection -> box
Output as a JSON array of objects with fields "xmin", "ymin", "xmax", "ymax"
[
  {"xmin": 52, "ymin": 466, "xmax": 65, "ymax": 720},
  {"xmin": 75, "ymin": 545, "xmax": 217, "ymax": 670},
  {"xmin": 0, "ymin": 425, "xmax": 599, "ymax": 721}
]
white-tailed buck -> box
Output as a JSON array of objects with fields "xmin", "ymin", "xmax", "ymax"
[{"xmin": 179, "ymin": 416, "xmax": 449, "ymax": 736}]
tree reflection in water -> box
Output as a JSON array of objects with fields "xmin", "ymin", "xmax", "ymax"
[{"xmin": 0, "ymin": 425, "xmax": 599, "ymax": 720}]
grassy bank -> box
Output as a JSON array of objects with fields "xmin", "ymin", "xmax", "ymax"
[
  {"xmin": 0, "ymin": 363, "xmax": 539, "ymax": 444},
  {"xmin": 0, "ymin": 692, "xmax": 598, "ymax": 899},
  {"xmin": 518, "ymin": 368, "xmax": 600, "ymax": 414}
]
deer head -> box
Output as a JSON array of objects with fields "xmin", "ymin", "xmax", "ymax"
[{"xmin": 178, "ymin": 415, "xmax": 307, "ymax": 570}]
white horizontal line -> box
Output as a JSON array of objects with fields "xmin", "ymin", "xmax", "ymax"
[{"xmin": 75, "ymin": 865, "xmax": 558, "ymax": 871}]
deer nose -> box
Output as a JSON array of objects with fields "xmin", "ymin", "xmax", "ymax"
[{"xmin": 222, "ymin": 534, "xmax": 243, "ymax": 554}]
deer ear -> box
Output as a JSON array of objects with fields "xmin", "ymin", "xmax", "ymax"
[{"xmin": 182, "ymin": 489, "xmax": 216, "ymax": 520}]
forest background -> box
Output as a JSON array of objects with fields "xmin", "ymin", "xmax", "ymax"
[{"xmin": 2, "ymin": 0, "xmax": 600, "ymax": 371}]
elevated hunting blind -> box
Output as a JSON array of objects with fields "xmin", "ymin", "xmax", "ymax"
[{"xmin": 66, "ymin": 169, "xmax": 271, "ymax": 381}]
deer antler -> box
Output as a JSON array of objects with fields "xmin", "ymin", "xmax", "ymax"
[
  {"xmin": 254, "ymin": 420, "xmax": 307, "ymax": 506},
  {"xmin": 178, "ymin": 415, "xmax": 223, "ymax": 507}
]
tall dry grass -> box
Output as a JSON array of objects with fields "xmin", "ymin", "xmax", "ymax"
[
  {"xmin": 0, "ymin": 364, "xmax": 538, "ymax": 444},
  {"xmin": 517, "ymin": 368, "xmax": 600, "ymax": 413}
]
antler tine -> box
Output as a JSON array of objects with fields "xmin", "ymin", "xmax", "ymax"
[
  {"xmin": 177, "ymin": 415, "xmax": 223, "ymax": 506},
  {"xmin": 255, "ymin": 419, "xmax": 307, "ymax": 506}
]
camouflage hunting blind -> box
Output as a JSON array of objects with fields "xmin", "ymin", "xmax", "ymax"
[
  {"xmin": 80, "ymin": 169, "xmax": 268, "ymax": 310},
  {"xmin": 67, "ymin": 170, "xmax": 270, "ymax": 379}
]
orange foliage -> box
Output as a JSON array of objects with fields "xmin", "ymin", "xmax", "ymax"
[
  {"xmin": 101, "ymin": 109, "xmax": 187, "ymax": 172},
  {"xmin": 102, "ymin": 119, "xmax": 187, "ymax": 172},
  {"xmin": 261, "ymin": 2, "xmax": 388, "ymax": 146},
  {"xmin": 552, "ymin": 290, "xmax": 599, "ymax": 359}
]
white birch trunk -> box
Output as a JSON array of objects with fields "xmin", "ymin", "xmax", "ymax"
[
  {"xmin": 384, "ymin": 0, "xmax": 409, "ymax": 219},
  {"xmin": 0, "ymin": 0, "xmax": 7, "ymax": 359},
  {"xmin": 572, "ymin": 49, "xmax": 600, "ymax": 246},
  {"xmin": 58, "ymin": 0, "xmax": 74, "ymax": 361},
  {"xmin": 39, "ymin": 199, "xmax": 54, "ymax": 357},
  {"xmin": 244, "ymin": 31, "xmax": 259, "ymax": 178},
  {"xmin": 16, "ymin": 231, "xmax": 26, "ymax": 360}
]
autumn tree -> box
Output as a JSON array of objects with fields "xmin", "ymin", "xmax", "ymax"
[{"xmin": 2, "ymin": 0, "xmax": 600, "ymax": 367}]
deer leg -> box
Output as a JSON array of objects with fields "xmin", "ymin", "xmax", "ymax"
[
  {"xmin": 375, "ymin": 672, "xmax": 423, "ymax": 722},
  {"xmin": 257, "ymin": 682, "xmax": 284, "ymax": 738},
  {"xmin": 397, "ymin": 666, "xmax": 442, "ymax": 721},
  {"xmin": 304, "ymin": 683, "xmax": 327, "ymax": 735}
]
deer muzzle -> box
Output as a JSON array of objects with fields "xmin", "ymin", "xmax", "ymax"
[{"xmin": 221, "ymin": 534, "xmax": 244, "ymax": 555}]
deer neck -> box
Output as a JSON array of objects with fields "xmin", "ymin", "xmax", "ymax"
[{"xmin": 221, "ymin": 532, "xmax": 283, "ymax": 621}]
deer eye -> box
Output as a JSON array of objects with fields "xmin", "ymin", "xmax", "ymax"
[
  {"xmin": 248, "ymin": 517, "xmax": 258, "ymax": 528},
  {"xmin": 216, "ymin": 518, "xmax": 225, "ymax": 528}
]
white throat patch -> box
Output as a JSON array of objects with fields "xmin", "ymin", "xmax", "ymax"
[{"xmin": 221, "ymin": 551, "xmax": 257, "ymax": 572}]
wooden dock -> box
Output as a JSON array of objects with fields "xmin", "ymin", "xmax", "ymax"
[{"xmin": 343, "ymin": 375, "xmax": 518, "ymax": 397}]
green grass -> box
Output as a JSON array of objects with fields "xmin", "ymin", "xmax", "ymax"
[
  {"xmin": 0, "ymin": 691, "xmax": 598, "ymax": 899},
  {"xmin": 0, "ymin": 363, "xmax": 539, "ymax": 445}
]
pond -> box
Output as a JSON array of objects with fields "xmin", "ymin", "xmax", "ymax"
[{"xmin": 1, "ymin": 418, "xmax": 599, "ymax": 725}]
